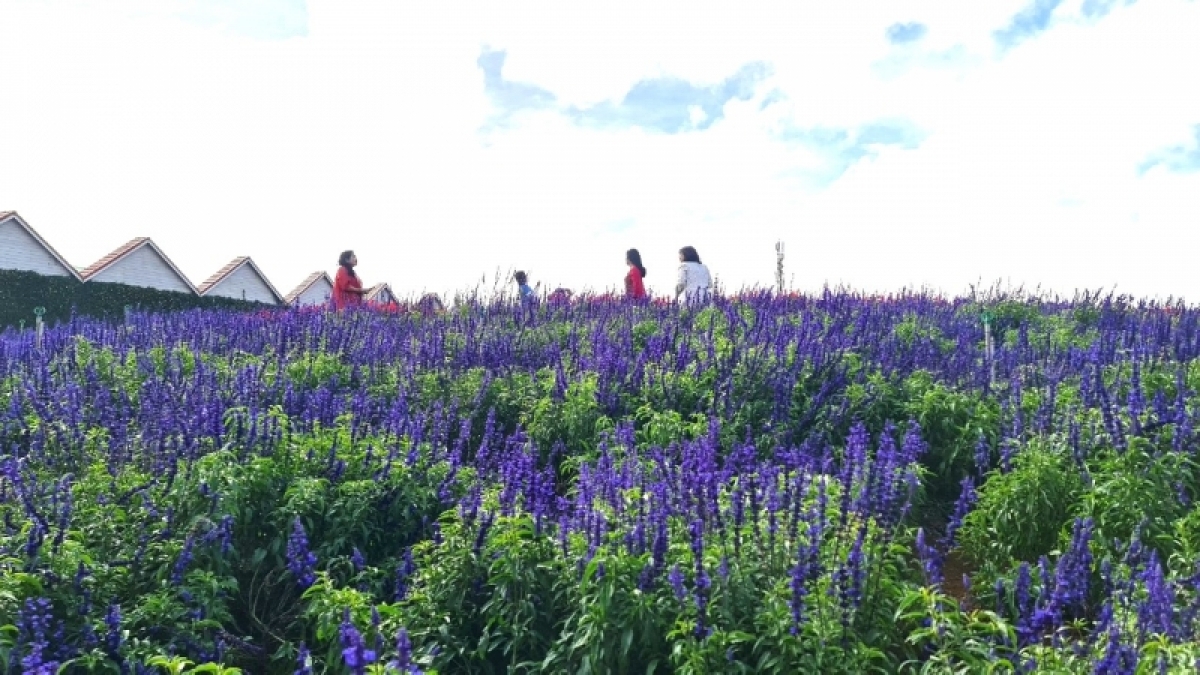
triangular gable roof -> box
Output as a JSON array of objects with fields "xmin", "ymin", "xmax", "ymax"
[
  {"xmin": 197, "ymin": 256, "xmax": 285, "ymax": 304},
  {"xmin": 365, "ymin": 283, "xmax": 397, "ymax": 303},
  {"xmin": 80, "ymin": 237, "xmax": 198, "ymax": 294},
  {"xmin": 0, "ymin": 211, "xmax": 83, "ymax": 281},
  {"xmin": 197, "ymin": 256, "xmax": 248, "ymax": 294},
  {"xmin": 283, "ymin": 271, "xmax": 333, "ymax": 306}
]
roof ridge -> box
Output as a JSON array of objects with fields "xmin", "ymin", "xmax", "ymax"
[
  {"xmin": 283, "ymin": 270, "xmax": 331, "ymax": 305},
  {"xmin": 80, "ymin": 237, "xmax": 151, "ymax": 280},
  {"xmin": 197, "ymin": 256, "xmax": 250, "ymax": 295},
  {"xmin": 238, "ymin": 257, "xmax": 285, "ymax": 304},
  {"xmin": 0, "ymin": 212, "xmax": 83, "ymax": 281},
  {"xmin": 366, "ymin": 282, "xmax": 394, "ymax": 301}
]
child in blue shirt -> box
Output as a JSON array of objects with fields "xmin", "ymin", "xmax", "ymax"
[{"xmin": 514, "ymin": 271, "xmax": 536, "ymax": 301}]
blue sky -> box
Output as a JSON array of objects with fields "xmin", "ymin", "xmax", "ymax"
[
  {"xmin": 886, "ymin": 22, "xmax": 928, "ymax": 45},
  {"xmin": 168, "ymin": 0, "xmax": 308, "ymax": 40},
  {"xmin": 1140, "ymin": 126, "xmax": 1200, "ymax": 174},
  {"xmin": 994, "ymin": 0, "xmax": 1065, "ymax": 47},
  {"xmin": 1, "ymin": 0, "xmax": 1198, "ymax": 300}
]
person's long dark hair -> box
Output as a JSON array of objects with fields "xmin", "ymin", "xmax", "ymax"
[
  {"xmin": 338, "ymin": 250, "xmax": 357, "ymax": 278},
  {"xmin": 626, "ymin": 249, "xmax": 647, "ymax": 278},
  {"xmin": 679, "ymin": 246, "xmax": 701, "ymax": 264}
]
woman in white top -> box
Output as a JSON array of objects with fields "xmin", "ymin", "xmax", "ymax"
[{"xmin": 675, "ymin": 246, "xmax": 712, "ymax": 304}]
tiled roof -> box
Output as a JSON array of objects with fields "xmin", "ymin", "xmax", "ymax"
[
  {"xmin": 79, "ymin": 237, "xmax": 198, "ymax": 294},
  {"xmin": 283, "ymin": 271, "xmax": 332, "ymax": 305},
  {"xmin": 197, "ymin": 256, "xmax": 250, "ymax": 295},
  {"xmin": 79, "ymin": 237, "xmax": 151, "ymax": 280},
  {"xmin": 197, "ymin": 257, "xmax": 285, "ymax": 304},
  {"xmin": 365, "ymin": 283, "xmax": 393, "ymax": 301},
  {"xmin": 242, "ymin": 258, "xmax": 286, "ymax": 304},
  {"xmin": 1, "ymin": 211, "xmax": 84, "ymax": 281}
]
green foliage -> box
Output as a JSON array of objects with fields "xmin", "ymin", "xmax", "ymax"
[
  {"xmin": 0, "ymin": 413, "xmax": 461, "ymax": 672},
  {"xmin": 900, "ymin": 372, "xmax": 1001, "ymax": 503},
  {"xmin": 634, "ymin": 406, "xmax": 709, "ymax": 449},
  {"xmin": 894, "ymin": 313, "xmax": 955, "ymax": 354},
  {"xmin": 1080, "ymin": 440, "xmax": 1199, "ymax": 560},
  {"xmin": 523, "ymin": 373, "xmax": 614, "ymax": 461},
  {"xmin": 893, "ymin": 587, "xmax": 1017, "ymax": 674},
  {"xmin": 10, "ymin": 294, "xmax": 1200, "ymax": 672},
  {"xmin": 368, "ymin": 474, "xmax": 919, "ymax": 675},
  {"xmin": 389, "ymin": 514, "xmax": 565, "ymax": 673},
  {"xmin": 1168, "ymin": 507, "xmax": 1200, "ymax": 577},
  {"xmin": 1037, "ymin": 314, "xmax": 1099, "ymax": 352},
  {"xmin": 959, "ymin": 439, "xmax": 1084, "ymax": 568},
  {"xmin": 632, "ymin": 319, "xmax": 660, "ymax": 351},
  {"xmin": 0, "ymin": 269, "xmax": 265, "ymax": 329},
  {"xmin": 285, "ymin": 352, "xmax": 352, "ymax": 389},
  {"xmin": 987, "ymin": 299, "xmax": 1045, "ymax": 334}
]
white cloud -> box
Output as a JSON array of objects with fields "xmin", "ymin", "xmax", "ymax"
[{"xmin": 1, "ymin": 0, "xmax": 1198, "ymax": 303}]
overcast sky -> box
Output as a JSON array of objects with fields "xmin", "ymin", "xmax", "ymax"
[{"xmin": 2, "ymin": 0, "xmax": 1198, "ymax": 301}]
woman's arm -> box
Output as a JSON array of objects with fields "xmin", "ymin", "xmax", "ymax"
[
  {"xmin": 675, "ymin": 265, "xmax": 687, "ymax": 297},
  {"xmin": 346, "ymin": 274, "xmax": 368, "ymax": 294}
]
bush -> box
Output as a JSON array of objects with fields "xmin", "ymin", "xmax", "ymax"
[
  {"xmin": 1080, "ymin": 439, "xmax": 1199, "ymax": 561},
  {"xmin": 0, "ymin": 269, "xmax": 265, "ymax": 328},
  {"xmin": 958, "ymin": 438, "xmax": 1084, "ymax": 568}
]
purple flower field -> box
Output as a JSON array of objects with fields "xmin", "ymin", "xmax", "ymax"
[{"xmin": 1, "ymin": 290, "xmax": 1199, "ymax": 673}]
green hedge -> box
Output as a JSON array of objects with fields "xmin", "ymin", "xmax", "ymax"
[{"xmin": 0, "ymin": 269, "xmax": 267, "ymax": 329}]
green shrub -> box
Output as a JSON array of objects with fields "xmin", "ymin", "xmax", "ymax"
[
  {"xmin": 0, "ymin": 269, "xmax": 264, "ymax": 329},
  {"xmin": 900, "ymin": 372, "xmax": 1001, "ymax": 503},
  {"xmin": 958, "ymin": 438, "xmax": 1084, "ymax": 568},
  {"xmin": 1080, "ymin": 439, "xmax": 1198, "ymax": 561}
]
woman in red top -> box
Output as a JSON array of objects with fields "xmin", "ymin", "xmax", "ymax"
[
  {"xmin": 624, "ymin": 248, "xmax": 647, "ymax": 300},
  {"xmin": 333, "ymin": 250, "xmax": 367, "ymax": 310}
]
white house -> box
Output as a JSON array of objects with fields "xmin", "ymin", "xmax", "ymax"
[
  {"xmin": 80, "ymin": 237, "xmax": 197, "ymax": 294},
  {"xmin": 365, "ymin": 283, "xmax": 398, "ymax": 305},
  {"xmin": 0, "ymin": 211, "xmax": 83, "ymax": 280},
  {"xmin": 197, "ymin": 256, "xmax": 284, "ymax": 305},
  {"xmin": 284, "ymin": 271, "xmax": 334, "ymax": 307}
]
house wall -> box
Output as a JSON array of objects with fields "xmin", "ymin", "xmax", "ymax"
[
  {"xmin": 0, "ymin": 219, "xmax": 74, "ymax": 277},
  {"xmin": 89, "ymin": 245, "xmax": 193, "ymax": 293},
  {"xmin": 206, "ymin": 264, "xmax": 279, "ymax": 305},
  {"xmin": 294, "ymin": 280, "xmax": 332, "ymax": 306}
]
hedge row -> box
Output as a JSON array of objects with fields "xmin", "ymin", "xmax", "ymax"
[{"xmin": 0, "ymin": 269, "xmax": 267, "ymax": 329}]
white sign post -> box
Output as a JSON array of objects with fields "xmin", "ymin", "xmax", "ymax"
[
  {"xmin": 775, "ymin": 241, "xmax": 785, "ymax": 295},
  {"xmin": 34, "ymin": 306, "xmax": 45, "ymax": 351},
  {"xmin": 982, "ymin": 310, "xmax": 995, "ymax": 389}
]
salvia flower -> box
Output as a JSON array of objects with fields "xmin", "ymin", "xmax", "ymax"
[
  {"xmin": 914, "ymin": 528, "xmax": 942, "ymax": 587},
  {"xmin": 17, "ymin": 597, "xmax": 59, "ymax": 675},
  {"xmin": 668, "ymin": 564, "xmax": 686, "ymax": 601},
  {"xmin": 104, "ymin": 604, "xmax": 122, "ymax": 656},
  {"xmin": 287, "ymin": 517, "xmax": 318, "ymax": 590},
  {"xmin": 294, "ymin": 643, "xmax": 313, "ymax": 675},
  {"xmin": 339, "ymin": 610, "xmax": 377, "ymax": 675},
  {"xmin": 171, "ymin": 535, "xmax": 195, "ymax": 586},
  {"xmin": 388, "ymin": 628, "xmax": 423, "ymax": 674}
]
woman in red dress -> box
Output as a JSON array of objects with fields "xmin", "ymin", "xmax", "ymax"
[
  {"xmin": 333, "ymin": 250, "xmax": 368, "ymax": 310},
  {"xmin": 624, "ymin": 248, "xmax": 647, "ymax": 300}
]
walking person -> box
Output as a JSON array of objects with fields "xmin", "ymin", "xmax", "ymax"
[
  {"xmin": 675, "ymin": 246, "xmax": 712, "ymax": 305},
  {"xmin": 333, "ymin": 250, "xmax": 368, "ymax": 311},
  {"xmin": 625, "ymin": 248, "xmax": 647, "ymax": 300}
]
